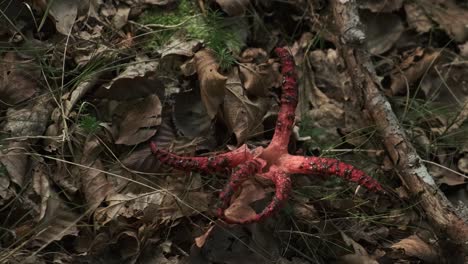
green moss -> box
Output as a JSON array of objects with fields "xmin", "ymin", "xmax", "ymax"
[{"xmin": 139, "ymin": 0, "xmax": 243, "ymax": 70}]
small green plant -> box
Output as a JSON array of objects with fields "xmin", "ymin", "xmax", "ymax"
[
  {"xmin": 79, "ymin": 115, "xmax": 100, "ymax": 135},
  {"xmin": 139, "ymin": 0, "xmax": 243, "ymax": 70}
]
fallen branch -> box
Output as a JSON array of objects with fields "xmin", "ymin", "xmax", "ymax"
[{"xmin": 330, "ymin": 0, "xmax": 468, "ymax": 251}]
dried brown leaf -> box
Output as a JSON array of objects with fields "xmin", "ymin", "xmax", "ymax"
[
  {"xmin": 48, "ymin": 0, "xmax": 81, "ymax": 35},
  {"xmin": 112, "ymin": 6, "xmax": 130, "ymax": 29},
  {"xmin": 173, "ymin": 90, "xmax": 211, "ymax": 138},
  {"xmin": 195, "ymin": 49, "xmax": 227, "ymax": 119},
  {"xmin": 5, "ymin": 97, "xmax": 52, "ymax": 138},
  {"xmin": 0, "ymin": 52, "xmax": 38, "ymax": 108},
  {"xmin": 224, "ymin": 180, "xmax": 267, "ymax": 221},
  {"xmin": 192, "ymin": 222, "xmax": 278, "ymax": 263},
  {"xmin": 391, "ymin": 235, "xmax": 439, "ymax": 263},
  {"xmin": 32, "ymin": 164, "xmax": 51, "ymax": 221},
  {"xmin": 359, "ymin": 0, "xmax": 403, "ymax": 12},
  {"xmin": 80, "ymin": 137, "xmax": 114, "ymax": 210},
  {"xmin": 389, "ymin": 48, "xmax": 440, "ymax": 95},
  {"xmin": 160, "ymin": 38, "xmax": 202, "ymax": 58},
  {"xmin": 339, "ymin": 255, "xmax": 378, "ymax": 264},
  {"xmin": 95, "ymin": 192, "xmax": 164, "ymax": 224},
  {"xmin": 115, "ymin": 231, "xmax": 140, "ymax": 259},
  {"xmin": 223, "ymin": 68, "xmax": 270, "ymax": 144},
  {"xmin": 404, "ymin": 3, "xmax": 432, "ymax": 33},
  {"xmin": 459, "ymin": 154, "xmax": 468, "ymax": 174},
  {"xmin": 361, "ymin": 11, "xmax": 404, "ymax": 55},
  {"xmin": 35, "ymin": 191, "xmax": 79, "ymax": 243},
  {"xmin": 0, "ymin": 141, "xmax": 29, "ymax": 186},
  {"xmin": 100, "ymin": 55, "xmax": 160, "ymax": 96},
  {"xmin": 239, "ymin": 58, "xmax": 281, "ymax": 97},
  {"xmin": 420, "ymin": 0, "xmax": 468, "ymax": 42},
  {"xmin": 115, "ymin": 94, "xmax": 162, "ymax": 145}
]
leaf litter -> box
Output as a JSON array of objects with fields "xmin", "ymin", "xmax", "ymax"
[{"xmin": 1, "ymin": 0, "xmax": 468, "ymax": 263}]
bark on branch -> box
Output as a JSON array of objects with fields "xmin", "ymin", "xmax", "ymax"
[{"xmin": 330, "ymin": 0, "xmax": 468, "ymax": 251}]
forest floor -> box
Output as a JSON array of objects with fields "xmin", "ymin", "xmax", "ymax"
[{"xmin": 1, "ymin": 0, "xmax": 468, "ymax": 263}]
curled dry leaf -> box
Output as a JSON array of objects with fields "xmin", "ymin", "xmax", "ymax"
[
  {"xmin": 32, "ymin": 164, "xmax": 51, "ymax": 221},
  {"xmin": 224, "ymin": 180, "xmax": 267, "ymax": 222},
  {"xmin": 216, "ymin": 0, "xmax": 250, "ymax": 16},
  {"xmin": 389, "ymin": 48, "xmax": 440, "ymax": 95},
  {"xmin": 391, "ymin": 235, "xmax": 439, "ymax": 263},
  {"xmin": 115, "ymin": 230, "xmax": 140, "ymax": 260},
  {"xmin": 115, "ymin": 94, "xmax": 162, "ymax": 145},
  {"xmin": 223, "ymin": 68, "xmax": 270, "ymax": 144},
  {"xmin": 195, "ymin": 49, "xmax": 228, "ymax": 119},
  {"xmin": 239, "ymin": 48, "xmax": 281, "ymax": 97}
]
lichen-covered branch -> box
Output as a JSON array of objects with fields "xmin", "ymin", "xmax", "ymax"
[{"xmin": 330, "ymin": 0, "xmax": 468, "ymax": 250}]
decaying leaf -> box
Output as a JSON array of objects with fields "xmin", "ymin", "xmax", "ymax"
[
  {"xmin": 115, "ymin": 94, "xmax": 162, "ymax": 145},
  {"xmin": 223, "ymin": 68, "xmax": 270, "ymax": 144},
  {"xmin": 390, "ymin": 235, "xmax": 439, "ymax": 263},
  {"xmin": 0, "ymin": 52, "xmax": 39, "ymax": 108},
  {"xmin": 5, "ymin": 96, "xmax": 52, "ymax": 138},
  {"xmin": 195, "ymin": 49, "xmax": 228, "ymax": 119}
]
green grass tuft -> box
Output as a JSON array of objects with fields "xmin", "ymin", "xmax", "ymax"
[
  {"xmin": 139, "ymin": 0, "xmax": 243, "ymax": 70},
  {"xmin": 79, "ymin": 115, "xmax": 100, "ymax": 135}
]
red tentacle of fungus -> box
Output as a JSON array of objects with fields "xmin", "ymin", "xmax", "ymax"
[{"xmin": 150, "ymin": 47, "xmax": 383, "ymax": 224}]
